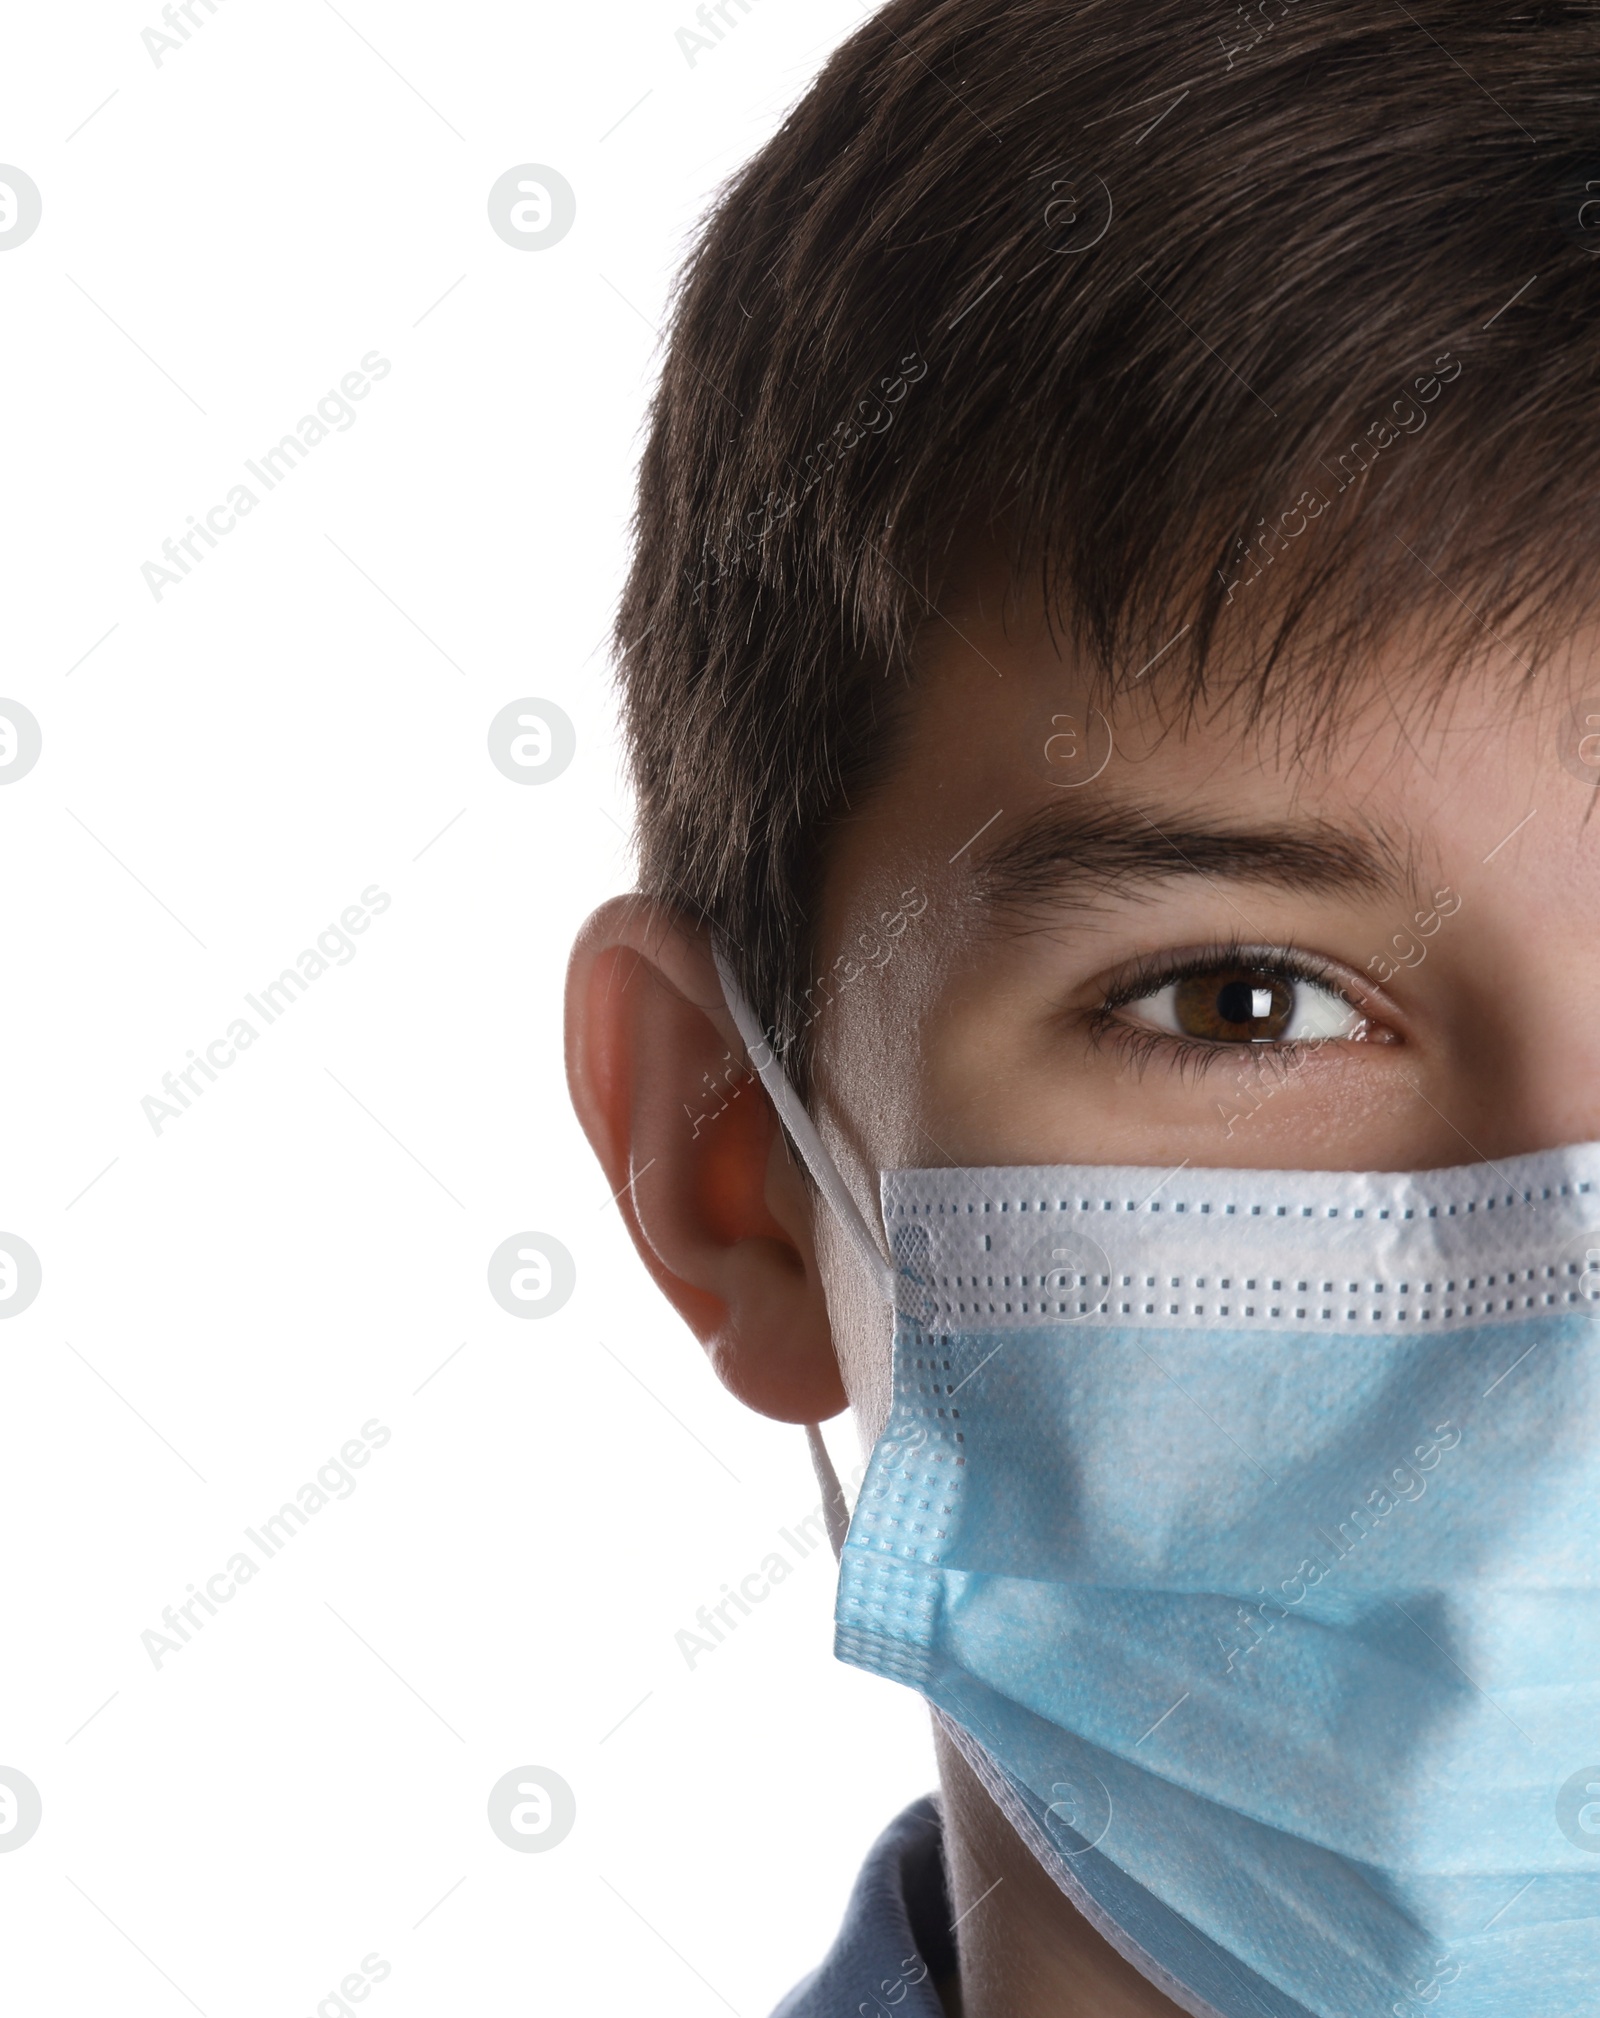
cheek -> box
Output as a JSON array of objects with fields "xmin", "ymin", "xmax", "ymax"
[{"xmin": 816, "ymin": 877, "xmax": 973, "ymax": 1156}]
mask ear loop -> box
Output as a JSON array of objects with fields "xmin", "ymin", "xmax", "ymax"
[
  {"xmin": 712, "ymin": 942, "xmax": 898, "ymax": 1560},
  {"xmin": 806, "ymin": 1423, "xmax": 852, "ymax": 1559}
]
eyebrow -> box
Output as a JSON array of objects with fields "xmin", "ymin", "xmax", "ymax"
[{"xmin": 975, "ymin": 801, "xmax": 1411, "ymax": 914}]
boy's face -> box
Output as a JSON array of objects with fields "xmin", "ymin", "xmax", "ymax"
[
  {"xmin": 567, "ymin": 579, "xmax": 1600, "ymax": 2004},
  {"xmin": 569, "ymin": 575, "xmax": 1600, "ymax": 1434},
  {"xmin": 801, "ymin": 589, "xmax": 1600, "ymax": 1426}
]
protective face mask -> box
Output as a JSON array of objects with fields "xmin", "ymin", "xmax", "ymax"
[{"xmin": 716, "ymin": 952, "xmax": 1600, "ymax": 2018}]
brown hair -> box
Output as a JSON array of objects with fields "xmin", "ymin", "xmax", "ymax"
[{"xmin": 615, "ymin": 0, "xmax": 1600, "ymax": 1082}]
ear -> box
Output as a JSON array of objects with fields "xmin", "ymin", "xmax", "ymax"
[{"xmin": 564, "ymin": 895, "xmax": 846, "ymax": 1423}]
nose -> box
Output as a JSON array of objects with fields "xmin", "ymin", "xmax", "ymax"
[{"xmin": 1426, "ymin": 896, "xmax": 1600, "ymax": 1162}]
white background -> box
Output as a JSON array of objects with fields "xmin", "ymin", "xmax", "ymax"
[{"xmin": 0, "ymin": 2, "xmax": 936, "ymax": 2011}]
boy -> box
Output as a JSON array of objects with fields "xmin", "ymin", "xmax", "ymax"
[{"xmin": 567, "ymin": 3, "xmax": 1600, "ymax": 2010}]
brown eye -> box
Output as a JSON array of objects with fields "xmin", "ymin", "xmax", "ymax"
[
  {"xmin": 1172, "ymin": 968, "xmax": 1294, "ymax": 1041},
  {"xmin": 1118, "ymin": 960, "xmax": 1368, "ymax": 1046}
]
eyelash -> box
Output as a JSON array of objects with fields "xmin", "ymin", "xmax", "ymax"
[{"xmin": 1085, "ymin": 941, "xmax": 1368, "ymax": 1081}]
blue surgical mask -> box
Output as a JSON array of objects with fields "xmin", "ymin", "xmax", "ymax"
[{"xmin": 716, "ymin": 952, "xmax": 1600, "ymax": 2018}]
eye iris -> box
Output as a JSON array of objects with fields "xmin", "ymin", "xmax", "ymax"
[{"xmin": 1173, "ymin": 969, "xmax": 1294, "ymax": 1041}]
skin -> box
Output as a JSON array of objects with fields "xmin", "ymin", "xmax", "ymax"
[{"xmin": 565, "ymin": 574, "xmax": 1600, "ymax": 2017}]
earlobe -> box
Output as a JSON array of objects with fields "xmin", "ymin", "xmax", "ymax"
[{"xmin": 564, "ymin": 896, "xmax": 847, "ymax": 1422}]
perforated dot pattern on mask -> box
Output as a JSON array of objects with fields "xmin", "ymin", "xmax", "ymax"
[{"xmin": 880, "ymin": 1155, "xmax": 1600, "ymax": 1334}]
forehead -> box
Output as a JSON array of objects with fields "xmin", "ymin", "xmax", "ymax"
[
  {"xmin": 936, "ymin": 581, "xmax": 1586, "ymax": 792},
  {"xmin": 819, "ymin": 586, "xmax": 1600, "ymax": 927}
]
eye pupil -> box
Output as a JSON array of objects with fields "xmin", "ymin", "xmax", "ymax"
[
  {"xmin": 1175, "ymin": 968, "xmax": 1294, "ymax": 1041},
  {"xmin": 1215, "ymin": 980, "xmax": 1260, "ymax": 1024}
]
